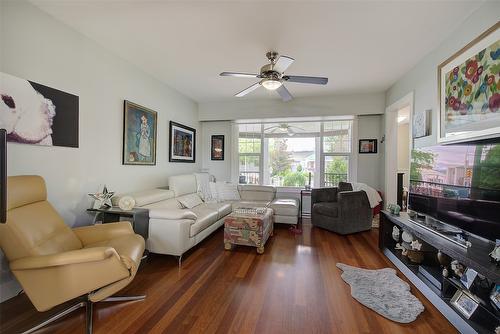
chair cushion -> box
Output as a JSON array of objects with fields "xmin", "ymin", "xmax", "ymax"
[
  {"xmin": 270, "ymin": 198, "xmax": 299, "ymax": 216},
  {"xmin": 313, "ymin": 202, "xmax": 339, "ymax": 217},
  {"xmin": 177, "ymin": 193, "xmax": 203, "ymax": 209}
]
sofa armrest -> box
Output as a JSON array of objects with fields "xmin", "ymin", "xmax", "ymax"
[
  {"xmin": 148, "ymin": 208, "xmax": 197, "ymax": 220},
  {"xmin": 311, "ymin": 187, "xmax": 338, "ymax": 205},
  {"xmin": 73, "ymin": 222, "xmax": 134, "ymax": 246},
  {"xmin": 10, "ymin": 247, "xmax": 119, "ymax": 270}
]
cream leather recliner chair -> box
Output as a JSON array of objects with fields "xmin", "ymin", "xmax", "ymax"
[{"xmin": 0, "ymin": 176, "xmax": 145, "ymax": 334}]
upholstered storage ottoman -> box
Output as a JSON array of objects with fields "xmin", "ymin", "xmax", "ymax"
[
  {"xmin": 269, "ymin": 198, "xmax": 299, "ymax": 225},
  {"xmin": 224, "ymin": 208, "xmax": 273, "ymax": 254}
]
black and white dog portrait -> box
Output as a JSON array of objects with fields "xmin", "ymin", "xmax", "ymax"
[{"xmin": 0, "ymin": 72, "xmax": 79, "ymax": 148}]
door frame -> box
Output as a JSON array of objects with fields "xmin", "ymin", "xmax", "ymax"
[{"xmin": 384, "ymin": 92, "xmax": 414, "ymax": 208}]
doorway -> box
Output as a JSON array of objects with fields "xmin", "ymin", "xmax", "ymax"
[{"xmin": 384, "ymin": 92, "xmax": 413, "ymax": 209}]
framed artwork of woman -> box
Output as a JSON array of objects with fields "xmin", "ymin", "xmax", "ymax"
[{"xmin": 123, "ymin": 100, "xmax": 157, "ymax": 165}]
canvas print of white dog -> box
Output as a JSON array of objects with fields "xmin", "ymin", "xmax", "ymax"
[{"xmin": 0, "ymin": 72, "xmax": 79, "ymax": 147}]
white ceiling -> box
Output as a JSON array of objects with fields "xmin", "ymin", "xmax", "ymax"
[{"xmin": 31, "ymin": 0, "xmax": 483, "ymax": 103}]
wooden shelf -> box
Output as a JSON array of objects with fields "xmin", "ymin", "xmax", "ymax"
[{"xmin": 380, "ymin": 211, "xmax": 500, "ymax": 334}]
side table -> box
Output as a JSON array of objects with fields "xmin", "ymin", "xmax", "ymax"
[
  {"xmin": 300, "ymin": 189, "xmax": 312, "ymax": 220},
  {"xmin": 86, "ymin": 207, "xmax": 149, "ymax": 241}
]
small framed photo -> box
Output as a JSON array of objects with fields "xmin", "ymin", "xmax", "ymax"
[
  {"xmin": 413, "ymin": 109, "xmax": 432, "ymax": 139},
  {"xmin": 359, "ymin": 139, "xmax": 377, "ymax": 154},
  {"xmin": 460, "ymin": 268, "xmax": 478, "ymax": 290},
  {"xmin": 211, "ymin": 135, "xmax": 224, "ymax": 160},
  {"xmin": 451, "ymin": 290, "xmax": 479, "ymax": 319}
]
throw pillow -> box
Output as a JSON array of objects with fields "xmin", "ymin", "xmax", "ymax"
[
  {"xmin": 216, "ymin": 182, "xmax": 241, "ymax": 201},
  {"xmin": 177, "ymin": 193, "xmax": 203, "ymax": 209}
]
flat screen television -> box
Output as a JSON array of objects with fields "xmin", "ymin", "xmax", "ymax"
[{"xmin": 408, "ymin": 142, "xmax": 500, "ymax": 241}]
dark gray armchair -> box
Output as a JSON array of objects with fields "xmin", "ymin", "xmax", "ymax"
[{"xmin": 311, "ymin": 182, "xmax": 372, "ymax": 235}]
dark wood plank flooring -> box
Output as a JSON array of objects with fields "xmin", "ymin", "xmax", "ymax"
[{"xmin": 0, "ymin": 222, "xmax": 457, "ymax": 333}]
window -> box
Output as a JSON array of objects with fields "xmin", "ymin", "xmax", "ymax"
[{"xmin": 237, "ymin": 119, "xmax": 353, "ymax": 187}]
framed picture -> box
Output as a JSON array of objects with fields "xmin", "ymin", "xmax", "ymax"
[
  {"xmin": 438, "ymin": 22, "xmax": 500, "ymax": 143},
  {"xmin": 169, "ymin": 121, "xmax": 196, "ymax": 163},
  {"xmin": 1, "ymin": 72, "xmax": 79, "ymax": 148},
  {"xmin": 359, "ymin": 139, "xmax": 377, "ymax": 154},
  {"xmin": 451, "ymin": 290, "xmax": 479, "ymax": 319},
  {"xmin": 413, "ymin": 109, "xmax": 431, "ymax": 139},
  {"xmin": 211, "ymin": 135, "xmax": 224, "ymax": 160},
  {"xmin": 123, "ymin": 100, "xmax": 157, "ymax": 165}
]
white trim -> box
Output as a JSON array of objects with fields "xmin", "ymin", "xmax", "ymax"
[{"xmin": 385, "ymin": 92, "xmax": 414, "ymax": 207}]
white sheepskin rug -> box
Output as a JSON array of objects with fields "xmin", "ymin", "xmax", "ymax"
[{"xmin": 337, "ymin": 263, "xmax": 424, "ymax": 323}]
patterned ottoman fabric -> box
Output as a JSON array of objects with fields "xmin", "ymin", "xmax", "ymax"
[{"xmin": 224, "ymin": 207, "xmax": 273, "ymax": 254}]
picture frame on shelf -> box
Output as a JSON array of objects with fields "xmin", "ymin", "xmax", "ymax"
[
  {"xmin": 211, "ymin": 135, "xmax": 224, "ymax": 161},
  {"xmin": 437, "ymin": 22, "xmax": 500, "ymax": 143},
  {"xmin": 123, "ymin": 100, "xmax": 157, "ymax": 165},
  {"xmin": 413, "ymin": 109, "xmax": 431, "ymax": 139},
  {"xmin": 451, "ymin": 289, "xmax": 479, "ymax": 319},
  {"xmin": 358, "ymin": 139, "xmax": 377, "ymax": 154},
  {"xmin": 169, "ymin": 121, "xmax": 196, "ymax": 163}
]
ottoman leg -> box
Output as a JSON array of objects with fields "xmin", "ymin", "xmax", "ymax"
[
  {"xmin": 224, "ymin": 242, "xmax": 233, "ymax": 251},
  {"xmin": 256, "ymin": 246, "xmax": 265, "ymax": 254}
]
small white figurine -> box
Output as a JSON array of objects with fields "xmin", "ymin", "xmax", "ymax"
[
  {"xmin": 392, "ymin": 226, "xmax": 400, "ymax": 242},
  {"xmin": 442, "ymin": 268, "xmax": 449, "ymax": 277},
  {"xmin": 411, "ymin": 239, "xmax": 422, "ymax": 251},
  {"xmin": 450, "ymin": 260, "xmax": 465, "ymax": 277},
  {"xmin": 490, "ymin": 240, "xmax": 500, "ymax": 265}
]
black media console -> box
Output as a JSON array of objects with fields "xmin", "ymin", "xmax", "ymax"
[{"xmin": 380, "ymin": 211, "xmax": 500, "ymax": 333}]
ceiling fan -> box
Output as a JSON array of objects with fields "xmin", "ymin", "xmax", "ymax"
[
  {"xmin": 264, "ymin": 123, "xmax": 304, "ymax": 136},
  {"xmin": 220, "ymin": 51, "xmax": 328, "ymax": 102}
]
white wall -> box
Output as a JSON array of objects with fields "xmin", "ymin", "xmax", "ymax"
[
  {"xmin": 397, "ymin": 122, "xmax": 410, "ymax": 188},
  {"xmin": 357, "ymin": 115, "xmax": 383, "ymax": 190},
  {"xmin": 201, "ymin": 121, "xmax": 232, "ymax": 182},
  {"xmin": 0, "ymin": 1, "xmax": 200, "ymax": 301},
  {"xmin": 199, "ymin": 93, "xmax": 385, "ymax": 121},
  {"xmin": 385, "ymin": 1, "xmax": 500, "ymax": 148}
]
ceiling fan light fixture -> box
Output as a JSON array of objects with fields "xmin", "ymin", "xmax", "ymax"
[{"xmin": 261, "ymin": 78, "xmax": 282, "ymax": 90}]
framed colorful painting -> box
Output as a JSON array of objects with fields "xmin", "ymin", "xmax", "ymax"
[
  {"xmin": 123, "ymin": 100, "xmax": 157, "ymax": 165},
  {"xmin": 169, "ymin": 121, "xmax": 196, "ymax": 163},
  {"xmin": 211, "ymin": 135, "xmax": 224, "ymax": 160},
  {"xmin": 438, "ymin": 22, "xmax": 500, "ymax": 143}
]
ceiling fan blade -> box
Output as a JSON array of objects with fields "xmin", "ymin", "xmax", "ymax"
[
  {"xmin": 283, "ymin": 75, "xmax": 328, "ymax": 85},
  {"xmin": 220, "ymin": 72, "xmax": 260, "ymax": 78},
  {"xmin": 235, "ymin": 82, "xmax": 261, "ymax": 97},
  {"xmin": 276, "ymin": 85, "xmax": 293, "ymax": 102},
  {"xmin": 273, "ymin": 55, "xmax": 294, "ymax": 73}
]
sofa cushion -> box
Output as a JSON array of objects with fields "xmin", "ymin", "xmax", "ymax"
[
  {"xmin": 270, "ymin": 198, "xmax": 299, "ymax": 216},
  {"xmin": 113, "ymin": 189, "xmax": 175, "ymax": 207},
  {"xmin": 168, "ymin": 174, "xmax": 197, "ymax": 197},
  {"xmin": 190, "ymin": 204, "xmax": 219, "ymax": 237},
  {"xmin": 238, "ymin": 185, "xmax": 276, "ymax": 202},
  {"xmin": 177, "ymin": 193, "xmax": 203, "ymax": 209},
  {"xmin": 313, "ymin": 202, "xmax": 339, "ymax": 217},
  {"xmin": 204, "ymin": 202, "xmax": 232, "ymax": 219}
]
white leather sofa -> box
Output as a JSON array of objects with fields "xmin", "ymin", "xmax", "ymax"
[{"xmin": 113, "ymin": 174, "xmax": 299, "ymax": 257}]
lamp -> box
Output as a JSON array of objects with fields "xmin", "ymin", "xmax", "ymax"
[{"xmin": 261, "ymin": 78, "xmax": 282, "ymax": 90}]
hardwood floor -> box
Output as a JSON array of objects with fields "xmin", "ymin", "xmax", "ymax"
[{"xmin": 0, "ymin": 222, "xmax": 457, "ymax": 334}]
